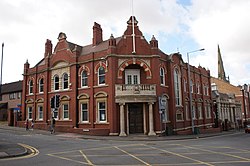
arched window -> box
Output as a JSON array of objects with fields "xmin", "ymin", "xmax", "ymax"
[
  {"xmin": 81, "ymin": 71, "xmax": 88, "ymax": 87},
  {"xmin": 98, "ymin": 66, "xmax": 105, "ymax": 85},
  {"xmin": 54, "ymin": 75, "xmax": 59, "ymax": 91},
  {"xmin": 160, "ymin": 67, "xmax": 165, "ymax": 85},
  {"xmin": 62, "ymin": 73, "xmax": 69, "ymax": 90},
  {"xmin": 39, "ymin": 78, "xmax": 44, "ymax": 93},
  {"xmin": 174, "ymin": 68, "xmax": 182, "ymax": 106},
  {"xmin": 29, "ymin": 80, "xmax": 33, "ymax": 94}
]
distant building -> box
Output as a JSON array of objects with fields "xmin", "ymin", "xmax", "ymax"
[
  {"xmin": 211, "ymin": 45, "xmax": 249, "ymax": 129},
  {"xmin": 0, "ymin": 81, "xmax": 22, "ymax": 124},
  {"xmin": 211, "ymin": 79, "xmax": 242, "ymax": 130},
  {"xmin": 19, "ymin": 16, "xmax": 215, "ymax": 136}
]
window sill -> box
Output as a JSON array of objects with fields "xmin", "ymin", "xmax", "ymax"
[
  {"xmin": 79, "ymin": 86, "xmax": 90, "ymax": 90},
  {"xmin": 94, "ymin": 122, "xmax": 109, "ymax": 125},
  {"xmin": 93, "ymin": 84, "xmax": 109, "ymax": 88}
]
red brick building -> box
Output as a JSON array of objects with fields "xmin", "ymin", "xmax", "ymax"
[{"xmin": 20, "ymin": 16, "xmax": 214, "ymax": 136}]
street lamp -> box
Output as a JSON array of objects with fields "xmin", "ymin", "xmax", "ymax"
[
  {"xmin": 187, "ymin": 48, "xmax": 205, "ymax": 134},
  {"xmin": 241, "ymin": 88, "xmax": 247, "ymax": 128}
]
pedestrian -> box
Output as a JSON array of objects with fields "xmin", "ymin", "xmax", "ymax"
[
  {"xmin": 51, "ymin": 117, "xmax": 55, "ymax": 134},
  {"xmin": 25, "ymin": 119, "xmax": 29, "ymax": 131},
  {"xmin": 31, "ymin": 119, "xmax": 34, "ymax": 130}
]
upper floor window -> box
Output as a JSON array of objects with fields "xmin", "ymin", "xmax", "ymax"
[
  {"xmin": 62, "ymin": 73, "xmax": 69, "ymax": 90},
  {"xmin": 125, "ymin": 69, "xmax": 140, "ymax": 85},
  {"xmin": 54, "ymin": 75, "xmax": 59, "ymax": 91},
  {"xmin": 29, "ymin": 80, "xmax": 33, "ymax": 94},
  {"xmin": 174, "ymin": 68, "xmax": 182, "ymax": 106},
  {"xmin": 190, "ymin": 80, "xmax": 194, "ymax": 93},
  {"xmin": 183, "ymin": 78, "xmax": 187, "ymax": 92},
  {"xmin": 203, "ymin": 84, "xmax": 209, "ymax": 96},
  {"xmin": 160, "ymin": 67, "xmax": 165, "ymax": 85},
  {"xmin": 81, "ymin": 71, "xmax": 88, "ymax": 87},
  {"xmin": 98, "ymin": 66, "xmax": 105, "ymax": 85},
  {"xmin": 39, "ymin": 78, "xmax": 44, "ymax": 93},
  {"xmin": 9, "ymin": 93, "xmax": 16, "ymax": 100},
  {"xmin": 196, "ymin": 83, "xmax": 200, "ymax": 94}
]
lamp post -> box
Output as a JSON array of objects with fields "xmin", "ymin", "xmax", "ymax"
[
  {"xmin": 0, "ymin": 43, "xmax": 4, "ymax": 101},
  {"xmin": 241, "ymin": 88, "xmax": 247, "ymax": 128},
  {"xmin": 187, "ymin": 48, "xmax": 205, "ymax": 134}
]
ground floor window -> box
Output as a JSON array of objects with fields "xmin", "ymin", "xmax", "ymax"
[
  {"xmin": 205, "ymin": 104, "xmax": 211, "ymax": 119},
  {"xmin": 98, "ymin": 101, "xmax": 106, "ymax": 122},
  {"xmin": 38, "ymin": 105, "xmax": 43, "ymax": 120},
  {"xmin": 27, "ymin": 106, "xmax": 32, "ymax": 120},
  {"xmin": 81, "ymin": 103, "xmax": 88, "ymax": 122},
  {"xmin": 198, "ymin": 104, "xmax": 203, "ymax": 119},
  {"xmin": 53, "ymin": 108, "xmax": 58, "ymax": 119},
  {"xmin": 176, "ymin": 110, "xmax": 183, "ymax": 121},
  {"xmin": 63, "ymin": 104, "xmax": 69, "ymax": 120}
]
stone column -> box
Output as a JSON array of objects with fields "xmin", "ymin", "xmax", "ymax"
[
  {"xmin": 119, "ymin": 103, "xmax": 127, "ymax": 136},
  {"xmin": 143, "ymin": 103, "xmax": 147, "ymax": 134},
  {"xmin": 148, "ymin": 102, "xmax": 156, "ymax": 136}
]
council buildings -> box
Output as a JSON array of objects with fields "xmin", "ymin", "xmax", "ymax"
[{"xmin": 19, "ymin": 16, "xmax": 215, "ymax": 136}]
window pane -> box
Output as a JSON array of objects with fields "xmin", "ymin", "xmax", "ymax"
[
  {"xmin": 29, "ymin": 80, "xmax": 33, "ymax": 94},
  {"xmin": 82, "ymin": 71, "xmax": 88, "ymax": 87},
  {"xmin": 81, "ymin": 103, "xmax": 88, "ymax": 122},
  {"xmin": 39, "ymin": 79, "xmax": 44, "ymax": 92},
  {"xmin": 63, "ymin": 74, "xmax": 68, "ymax": 89},
  {"xmin": 98, "ymin": 67, "xmax": 105, "ymax": 85},
  {"xmin": 54, "ymin": 76, "xmax": 59, "ymax": 90},
  {"xmin": 133, "ymin": 75, "xmax": 138, "ymax": 84},
  {"xmin": 99, "ymin": 102, "xmax": 106, "ymax": 121},
  {"xmin": 63, "ymin": 104, "xmax": 69, "ymax": 119}
]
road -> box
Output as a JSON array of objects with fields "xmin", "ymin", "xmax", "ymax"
[{"xmin": 0, "ymin": 127, "xmax": 250, "ymax": 166}]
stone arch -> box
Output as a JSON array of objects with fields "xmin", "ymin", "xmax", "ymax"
[
  {"xmin": 25, "ymin": 99, "xmax": 34, "ymax": 104},
  {"xmin": 117, "ymin": 58, "xmax": 152, "ymax": 79},
  {"xmin": 77, "ymin": 93, "xmax": 90, "ymax": 100},
  {"xmin": 35, "ymin": 98, "xmax": 44, "ymax": 103},
  {"xmin": 94, "ymin": 91, "xmax": 108, "ymax": 98},
  {"xmin": 78, "ymin": 65, "xmax": 90, "ymax": 76},
  {"xmin": 60, "ymin": 95, "xmax": 70, "ymax": 101},
  {"xmin": 94, "ymin": 61, "xmax": 107, "ymax": 74}
]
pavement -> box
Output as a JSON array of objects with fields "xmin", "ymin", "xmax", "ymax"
[{"xmin": 0, "ymin": 121, "xmax": 242, "ymax": 159}]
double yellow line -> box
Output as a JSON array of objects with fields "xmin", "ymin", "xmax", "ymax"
[{"xmin": 1, "ymin": 143, "xmax": 39, "ymax": 161}]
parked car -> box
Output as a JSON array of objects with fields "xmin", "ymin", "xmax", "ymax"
[{"xmin": 245, "ymin": 125, "xmax": 250, "ymax": 133}]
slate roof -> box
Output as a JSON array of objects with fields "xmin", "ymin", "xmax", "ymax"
[{"xmin": 1, "ymin": 80, "xmax": 23, "ymax": 94}]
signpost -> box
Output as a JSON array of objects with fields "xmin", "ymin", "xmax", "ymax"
[{"xmin": 159, "ymin": 96, "xmax": 167, "ymax": 135}]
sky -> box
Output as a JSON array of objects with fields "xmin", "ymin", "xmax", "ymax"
[{"xmin": 0, "ymin": 0, "xmax": 250, "ymax": 86}]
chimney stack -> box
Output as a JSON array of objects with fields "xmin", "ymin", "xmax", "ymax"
[
  {"xmin": 45, "ymin": 39, "xmax": 52, "ymax": 57},
  {"xmin": 92, "ymin": 22, "xmax": 103, "ymax": 46}
]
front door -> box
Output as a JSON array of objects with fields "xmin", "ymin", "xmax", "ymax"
[{"xmin": 129, "ymin": 103, "xmax": 143, "ymax": 134}]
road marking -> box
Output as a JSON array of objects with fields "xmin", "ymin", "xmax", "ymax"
[
  {"xmin": 1, "ymin": 143, "xmax": 39, "ymax": 161},
  {"xmin": 143, "ymin": 144, "xmax": 214, "ymax": 166},
  {"xmin": 79, "ymin": 150, "xmax": 94, "ymax": 166},
  {"xmin": 181, "ymin": 145, "xmax": 250, "ymax": 161},
  {"xmin": 114, "ymin": 146, "xmax": 151, "ymax": 166},
  {"xmin": 47, "ymin": 153, "xmax": 89, "ymax": 165}
]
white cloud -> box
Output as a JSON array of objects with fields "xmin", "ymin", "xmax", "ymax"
[
  {"xmin": 0, "ymin": 0, "xmax": 249, "ymax": 86},
  {"xmin": 188, "ymin": 0, "xmax": 250, "ymax": 85}
]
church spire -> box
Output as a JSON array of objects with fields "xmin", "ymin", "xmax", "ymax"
[{"xmin": 218, "ymin": 45, "xmax": 229, "ymax": 83}]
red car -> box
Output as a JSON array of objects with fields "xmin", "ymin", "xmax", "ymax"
[{"xmin": 245, "ymin": 125, "xmax": 250, "ymax": 133}]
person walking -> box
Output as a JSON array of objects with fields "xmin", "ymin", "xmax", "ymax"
[
  {"xmin": 25, "ymin": 119, "xmax": 29, "ymax": 131},
  {"xmin": 51, "ymin": 117, "xmax": 55, "ymax": 134},
  {"xmin": 31, "ymin": 119, "xmax": 34, "ymax": 130}
]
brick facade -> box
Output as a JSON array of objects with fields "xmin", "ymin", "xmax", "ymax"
[{"xmin": 20, "ymin": 16, "xmax": 214, "ymax": 135}]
